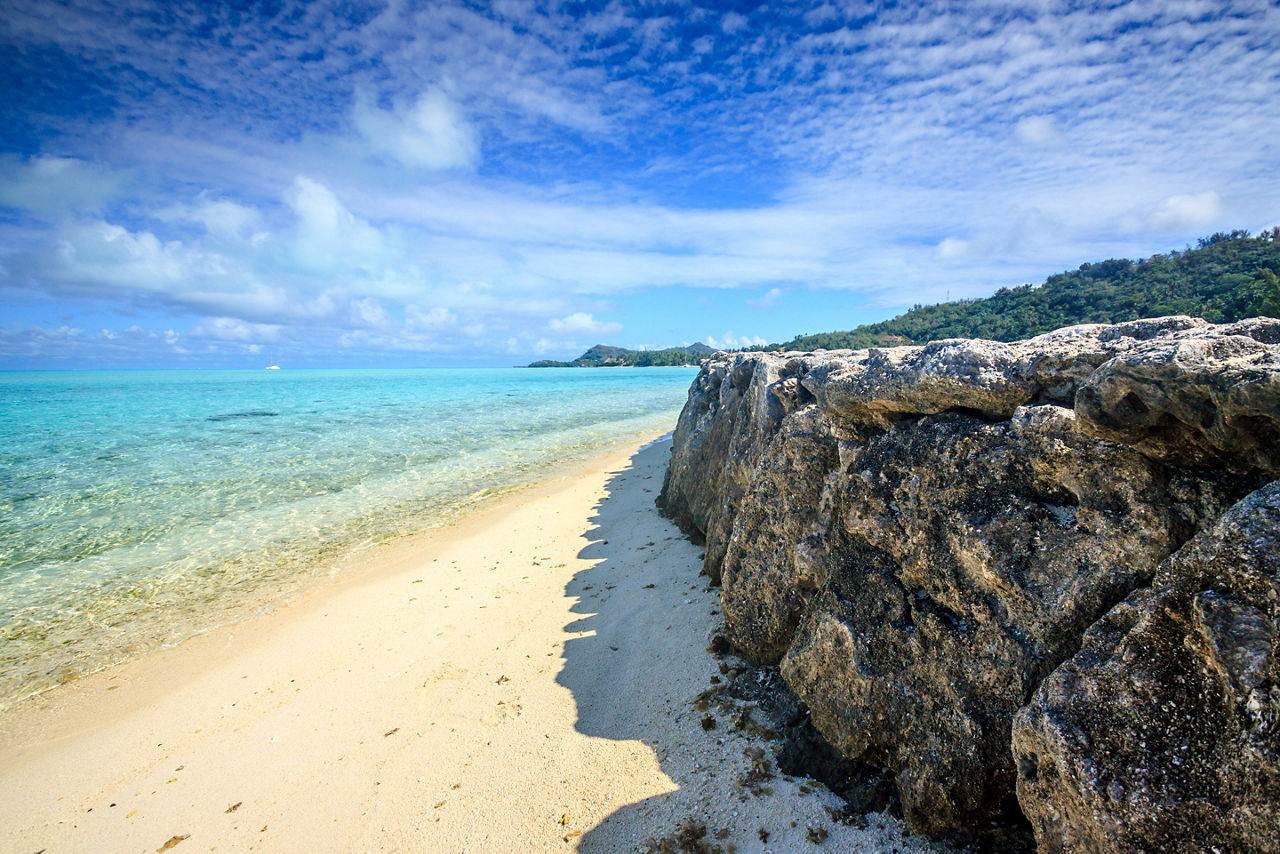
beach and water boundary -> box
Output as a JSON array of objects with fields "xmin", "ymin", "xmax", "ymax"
[
  {"xmin": 0, "ymin": 366, "xmax": 938, "ymax": 852},
  {"xmin": 0, "ymin": 428, "xmax": 935, "ymax": 852},
  {"xmin": 0, "ymin": 366, "xmax": 696, "ymax": 707}
]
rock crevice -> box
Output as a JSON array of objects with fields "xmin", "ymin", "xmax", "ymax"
[{"xmin": 658, "ymin": 317, "xmax": 1280, "ymax": 850}]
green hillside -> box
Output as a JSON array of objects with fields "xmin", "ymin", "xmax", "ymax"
[
  {"xmin": 776, "ymin": 229, "xmax": 1280, "ymax": 351},
  {"xmin": 528, "ymin": 342, "xmax": 716, "ymax": 368}
]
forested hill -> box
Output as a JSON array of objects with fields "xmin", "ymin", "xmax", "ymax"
[
  {"xmin": 776, "ymin": 229, "xmax": 1280, "ymax": 352},
  {"xmin": 528, "ymin": 342, "xmax": 716, "ymax": 367}
]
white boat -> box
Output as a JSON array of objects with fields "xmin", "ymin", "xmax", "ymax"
[{"xmin": 265, "ymin": 364, "xmax": 281, "ymax": 370}]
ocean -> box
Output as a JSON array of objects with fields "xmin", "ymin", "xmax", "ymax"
[{"xmin": 0, "ymin": 366, "xmax": 697, "ymax": 706}]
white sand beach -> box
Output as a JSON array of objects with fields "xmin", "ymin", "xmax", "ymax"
[{"xmin": 0, "ymin": 436, "xmax": 933, "ymax": 853}]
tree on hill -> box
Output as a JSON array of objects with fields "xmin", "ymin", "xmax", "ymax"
[
  {"xmin": 528, "ymin": 342, "xmax": 716, "ymax": 368},
  {"xmin": 776, "ymin": 229, "xmax": 1280, "ymax": 352},
  {"xmin": 1253, "ymin": 268, "xmax": 1280, "ymax": 318}
]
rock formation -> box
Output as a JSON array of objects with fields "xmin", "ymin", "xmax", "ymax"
[
  {"xmin": 1013, "ymin": 481, "xmax": 1280, "ymax": 852},
  {"xmin": 658, "ymin": 317, "xmax": 1280, "ymax": 849}
]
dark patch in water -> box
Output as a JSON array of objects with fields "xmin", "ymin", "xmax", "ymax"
[{"xmin": 207, "ymin": 410, "xmax": 280, "ymax": 422}]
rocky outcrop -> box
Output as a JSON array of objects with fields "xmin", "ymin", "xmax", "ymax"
[
  {"xmin": 1074, "ymin": 319, "xmax": 1280, "ymax": 474},
  {"xmin": 1012, "ymin": 481, "xmax": 1280, "ymax": 853},
  {"xmin": 657, "ymin": 317, "xmax": 1280, "ymax": 847},
  {"xmin": 659, "ymin": 353, "xmax": 819, "ymax": 582}
]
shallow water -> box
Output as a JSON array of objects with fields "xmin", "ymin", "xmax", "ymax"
[{"xmin": 0, "ymin": 366, "xmax": 696, "ymax": 704}]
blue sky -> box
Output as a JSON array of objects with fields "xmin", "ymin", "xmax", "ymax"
[{"xmin": 1, "ymin": 0, "xmax": 1278, "ymax": 368}]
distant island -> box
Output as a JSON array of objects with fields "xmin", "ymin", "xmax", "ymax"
[
  {"xmin": 528, "ymin": 342, "xmax": 717, "ymax": 368},
  {"xmin": 531, "ymin": 229, "xmax": 1280, "ymax": 367}
]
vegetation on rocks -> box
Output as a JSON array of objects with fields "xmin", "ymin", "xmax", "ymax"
[{"xmin": 775, "ymin": 228, "xmax": 1280, "ymax": 351}]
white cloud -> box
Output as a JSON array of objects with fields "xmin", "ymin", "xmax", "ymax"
[
  {"xmin": 1149, "ymin": 191, "xmax": 1223, "ymax": 232},
  {"xmin": 34, "ymin": 213, "xmax": 400, "ymax": 330},
  {"xmin": 547, "ymin": 312, "xmax": 623, "ymax": 337},
  {"xmin": 748, "ymin": 287, "xmax": 786, "ymax": 308},
  {"xmin": 935, "ymin": 237, "xmax": 969, "ymax": 259},
  {"xmin": 705, "ymin": 332, "xmax": 768, "ymax": 350},
  {"xmin": 189, "ymin": 316, "xmax": 283, "ymax": 342},
  {"xmin": 407, "ymin": 305, "xmax": 457, "ymax": 328},
  {"xmin": 352, "ymin": 90, "xmax": 480, "ymax": 171},
  {"xmin": 504, "ymin": 85, "xmax": 611, "ymax": 134},
  {"xmin": 285, "ymin": 176, "xmax": 385, "ymax": 272},
  {"xmin": 53, "ymin": 221, "xmax": 205, "ymax": 290},
  {"xmin": 803, "ymin": 4, "xmax": 846, "ymax": 26},
  {"xmin": 0, "ymin": 155, "xmax": 125, "ymax": 217},
  {"xmin": 0, "ymin": 322, "xmax": 196, "ymax": 363},
  {"xmin": 0, "ymin": 324, "xmax": 83, "ymax": 358},
  {"xmin": 1014, "ymin": 115, "xmax": 1058, "ymax": 146},
  {"xmin": 158, "ymin": 196, "xmax": 263, "ymax": 241},
  {"xmin": 349, "ymin": 296, "xmax": 392, "ymax": 329}
]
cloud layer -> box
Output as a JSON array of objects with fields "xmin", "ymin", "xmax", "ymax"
[{"xmin": 1, "ymin": 0, "xmax": 1278, "ymax": 366}]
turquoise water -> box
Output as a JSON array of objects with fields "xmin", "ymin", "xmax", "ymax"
[{"xmin": 0, "ymin": 367, "xmax": 696, "ymax": 704}]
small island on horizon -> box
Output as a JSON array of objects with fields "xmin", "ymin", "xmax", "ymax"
[{"xmin": 528, "ymin": 341, "xmax": 718, "ymax": 367}]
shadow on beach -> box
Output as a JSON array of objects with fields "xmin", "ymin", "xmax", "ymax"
[
  {"xmin": 554, "ymin": 439, "xmax": 719, "ymax": 851},
  {"xmin": 552, "ymin": 441, "xmax": 939, "ymax": 854}
]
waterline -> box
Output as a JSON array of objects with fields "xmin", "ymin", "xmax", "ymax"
[{"xmin": 0, "ymin": 367, "xmax": 696, "ymax": 705}]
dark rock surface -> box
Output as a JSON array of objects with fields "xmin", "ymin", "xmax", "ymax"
[
  {"xmin": 1075, "ymin": 327, "xmax": 1280, "ymax": 476},
  {"xmin": 1012, "ymin": 481, "xmax": 1280, "ymax": 853},
  {"xmin": 778, "ymin": 405, "xmax": 1245, "ymax": 833},
  {"xmin": 658, "ymin": 317, "xmax": 1280, "ymax": 848},
  {"xmin": 659, "ymin": 353, "xmax": 818, "ymax": 582}
]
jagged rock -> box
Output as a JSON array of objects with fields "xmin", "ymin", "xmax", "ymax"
[
  {"xmin": 657, "ymin": 317, "xmax": 1280, "ymax": 844},
  {"xmin": 658, "ymin": 353, "xmax": 823, "ymax": 582},
  {"xmin": 719, "ymin": 405, "xmax": 839, "ymax": 662},
  {"xmin": 1075, "ymin": 331, "xmax": 1280, "ymax": 476},
  {"xmin": 809, "ymin": 317, "xmax": 1228, "ymax": 434},
  {"xmin": 660, "ymin": 316, "xmax": 1280, "ymax": 582},
  {"xmin": 777, "ymin": 406, "xmax": 1242, "ymax": 833},
  {"xmin": 812, "ymin": 338, "xmax": 1033, "ymax": 430},
  {"xmin": 1012, "ymin": 481, "xmax": 1280, "ymax": 853}
]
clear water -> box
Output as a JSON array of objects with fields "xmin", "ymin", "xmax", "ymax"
[{"xmin": 0, "ymin": 367, "xmax": 696, "ymax": 705}]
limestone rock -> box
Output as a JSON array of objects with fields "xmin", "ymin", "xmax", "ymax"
[
  {"xmin": 657, "ymin": 316, "xmax": 1280, "ymax": 843},
  {"xmin": 777, "ymin": 406, "xmax": 1241, "ymax": 833},
  {"xmin": 1013, "ymin": 481, "xmax": 1280, "ymax": 852},
  {"xmin": 658, "ymin": 352, "xmax": 823, "ymax": 582},
  {"xmin": 1075, "ymin": 330, "xmax": 1280, "ymax": 476},
  {"xmin": 812, "ymin": 338, "xmax": 1032, "ymax": 430},
  {"xmin": 719, "ymin": 405, "xmax": 840, "ymax": 662}
]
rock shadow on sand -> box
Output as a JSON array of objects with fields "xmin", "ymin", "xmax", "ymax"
[
  {"xmin": 555, "ymin": 440, "xmax": 935, "ymax": 854},
  {"xmin": 555, "ymin": 439, "xmax": 719, "ymax": 849}
]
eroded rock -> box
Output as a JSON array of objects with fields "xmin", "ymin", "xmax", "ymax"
[
  {"xmin": 719, "ymin": 405, "xmax": 840, "ymax": 662},
  {"xmin": 658, "ymin": 317, "xmax": 1280, "ymax": 845},
  {"xmin": 778, "ymin": 406, "xmax": 1241, "ymax": 833},
  {"xmin": 1012, "ymin": 481, "xmax": 1280, "ymax": 852},
  {"xmin": 659, "ymin": 353, "xmax": 825, "ymax": 582},
  {"xmin": 1075, "ymin": 331, "xmax": 1280, "ymax": 476}
]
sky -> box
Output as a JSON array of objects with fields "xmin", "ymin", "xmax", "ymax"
[{"xmin": 1, "ymin": 0, "xmax": 1278, "ymax": 369}]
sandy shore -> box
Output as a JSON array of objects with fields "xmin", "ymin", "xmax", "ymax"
[{"xmin": 0, "ymin": 436, "xmax": 936, "ymax": 853}]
